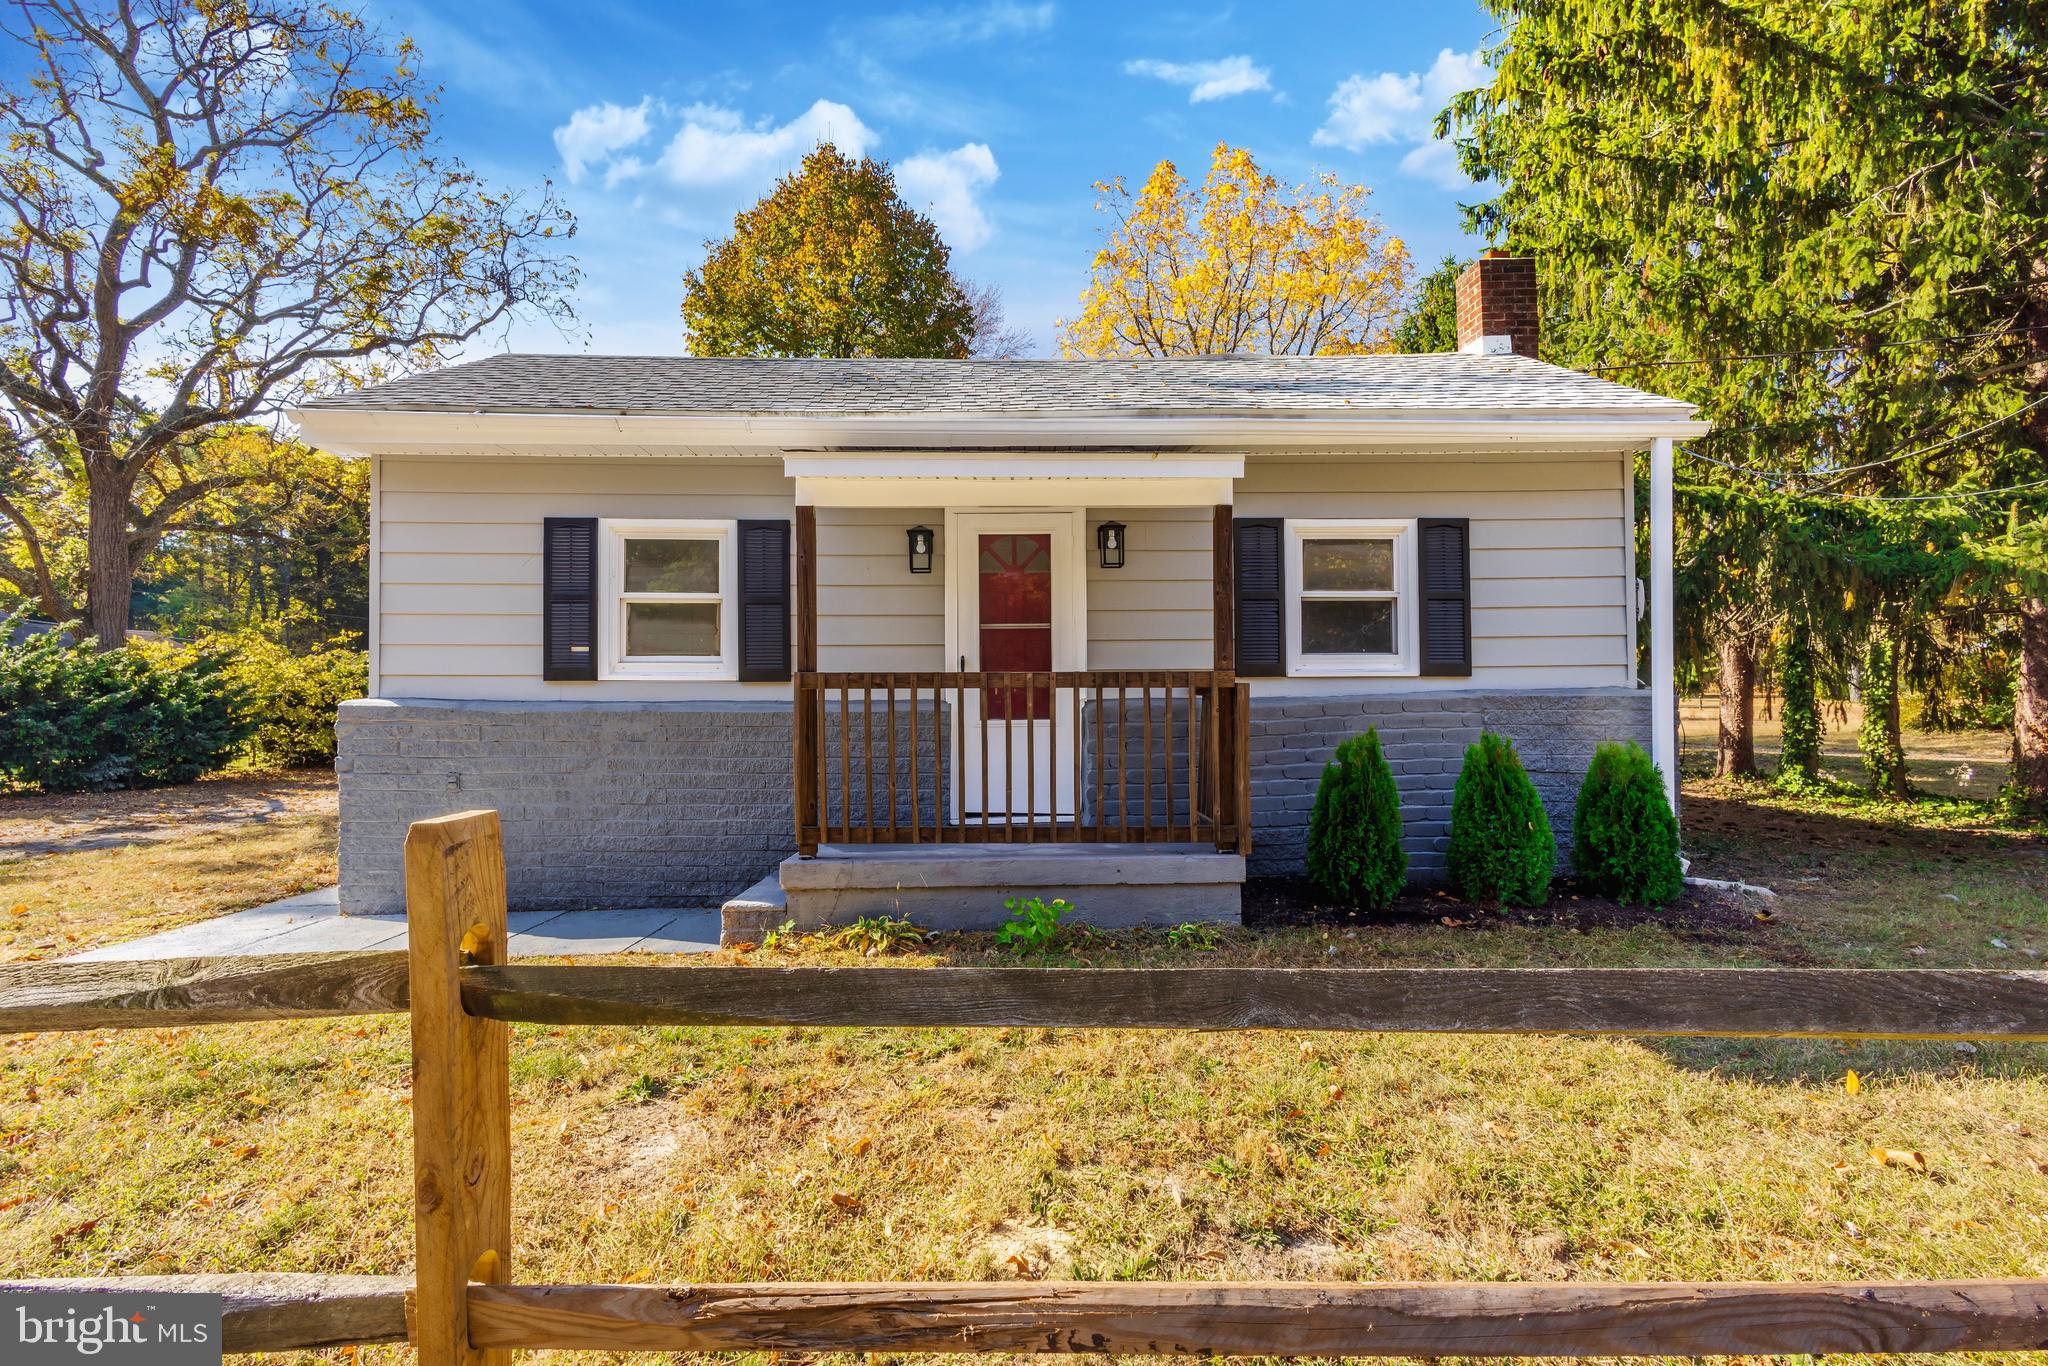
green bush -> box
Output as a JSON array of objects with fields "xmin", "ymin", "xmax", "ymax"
[
  {"xmin": 1446, "ymin": 732, "xmax": 1554, "ymax": 907},
  {"xmin": 194, "ymin": 632, "xmax": 368, "ymax": 769},
  {"xmin": 0, "ymin": 622, "xmax": 247, "ymax": 791},
  {"xmin": 1572, "ymin": 741, "xmax": 1683, "ymax": 905},
  {"xmin": 1305, "ymin": 729, "xmax": 1406, "ymax": 910}
]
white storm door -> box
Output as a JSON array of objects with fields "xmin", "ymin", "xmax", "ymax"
[{"xmin": 948, "ymin": 511, "xmax": 1084, "ymax": 823}]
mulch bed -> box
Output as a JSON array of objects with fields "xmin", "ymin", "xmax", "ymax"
[{"xmin": 1242, "ymin": 875, "xmax": 1769, "ymax": 943}]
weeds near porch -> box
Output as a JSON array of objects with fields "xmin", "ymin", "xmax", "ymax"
[
  {"xmin": 1166, "ymin": 921, "xmax": 1224, "ymax": 952},
  {"xmin": 997, "ymin": 896, "xmax": 1072, "ymax": 953},
  {"xmin": 829, "ymin": 914, "xmax": 926, "ymax": 956}
]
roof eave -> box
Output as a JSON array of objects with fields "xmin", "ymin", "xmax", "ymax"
[{"xmin": 290, "ymin": 407, "xmax": 1711, "ymax": 457}]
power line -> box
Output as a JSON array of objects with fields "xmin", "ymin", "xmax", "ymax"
[
  {"xmin": 1682, "ymin": 448, "xmax": 2048, "ymax": 503},
  {"xmin": 1583, "ymin": 323, "xmax": 2048, "ymax": 373},
  {"xmin": 1680, "ymin": 394, "xmax": 2048, "ymax": 486}
]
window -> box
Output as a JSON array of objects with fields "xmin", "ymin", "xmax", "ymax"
[
  {"xmin": 1286, "ymin": 519, "xmax": 1416, "ymax": 676},
  {"xmin": 599, "ymin": 520, "xmax": 737, "ymax": 679}
]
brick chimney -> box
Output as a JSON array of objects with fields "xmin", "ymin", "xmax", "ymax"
[{"xmin": 1454, "ymin": 251, "xmax": 1538, "ymax": 358}]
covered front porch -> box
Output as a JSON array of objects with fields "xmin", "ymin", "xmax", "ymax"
[{"xmin": 777, "ymin": 458, "xmax": 1252, "ymax": 932}]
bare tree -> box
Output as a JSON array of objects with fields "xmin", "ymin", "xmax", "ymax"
[
  {"xmin": 0, "ymin": 0, "xmax": 576, "ymax": 643},
  {"xmin": 966, "ymin": 280, "xmax": 1033, "ymax": 359}
]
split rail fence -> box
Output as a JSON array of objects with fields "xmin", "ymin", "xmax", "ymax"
[{"xmin": 3, "ymin": 808, "xmax": 2048, "ymax": 1359}]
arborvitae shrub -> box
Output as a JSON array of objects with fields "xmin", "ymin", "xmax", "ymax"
[
  {"xmin": 1306, "ymin": 729, "xmax": 1406, "ymax": 910},
  {"xmin": 0, "ymin": 622, "xmax": 246, "ymax": 791},
  {"xmin": 1446, "ymin": 732, "xmax": 1554, "ymax": 907},
  {"xmin": 1572, "ymin": 741, "xmax": 1683, "ymax": 906},
  {"xmin": 1775, "ymin": 624, "xmax": 1822, "ymax": 790}
]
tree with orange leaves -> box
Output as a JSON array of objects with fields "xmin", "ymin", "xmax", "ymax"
[{"xmin": 1059, "ymin": 144, "xmax": 1410, "ymax": 358}]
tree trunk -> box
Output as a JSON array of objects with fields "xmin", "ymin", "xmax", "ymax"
[
  {"xmin": 2014, "ymin": 595, "xmax": 2048, "ymax": 818},
  {"xmin": 1858, "ymin": 628, "xmax": 1911, "ymax": 800},
  {"xmin": 1716, "ymin": 633, "xmax": 1758, "ymax": 778},
  {"xmin": 84, "ymin": 463, "xmax": 134, "ymax": 649}
]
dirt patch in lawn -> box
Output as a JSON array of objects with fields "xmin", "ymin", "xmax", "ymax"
[
  {"xmin": 1241, "ymin": 875, "xmax": 1771, "ymax": 946},
  {"xmin": 0, "ymin": 770, "xmax": 336, "ymax": 859}
]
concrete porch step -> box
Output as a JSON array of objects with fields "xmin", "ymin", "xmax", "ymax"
[
  {"xmin": 773, "ymin": 843, "xmax": 1243, "ymax": 932},
  {"xmin": 719, "ymin": 873, "xmax": 788, "ymax": 948}
]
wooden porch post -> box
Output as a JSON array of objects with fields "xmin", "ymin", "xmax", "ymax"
[
  {"xmin": 795, "ymin": 506, "xmax": 819, "ymax": 856},
  {"xmin": 1211, "ymin": 504, "xmax": 1243, "ymax": 854},
  {"xmin": 1211, "ymin": 504, "xmax": 1234, "ymax": 671}
]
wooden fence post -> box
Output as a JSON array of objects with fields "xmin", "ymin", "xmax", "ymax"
[{"xmin": 406, "ymin": 810, "xmax": 513, "ymax": 1366}]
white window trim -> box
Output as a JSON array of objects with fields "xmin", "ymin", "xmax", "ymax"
[
  {"xmin": 1285, "ymin": 518, "xmax": 1418, "ymax": 677},
  {"xmin": 598, "ymin": 519, "xmax": 738, "ymax": 681}
]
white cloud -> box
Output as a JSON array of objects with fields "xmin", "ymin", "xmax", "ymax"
[
  {"xmin": 553, "ymin": 98, "xmax": 653, "ymax": 184},
  {"xmin": 897, "ymin": 143, "xmax": 1001, "ymax": 250},
  {"xmin": 659, "ymin": 98, "xmax": 877, "ymax": 188},
  {"xmin": 1398, "ymin": 139, "xmax": 1467, "ymax": 190},
  {"xmin": 1313, "ymin": 48, "xmax": 1485, "ymax": 150},
  {"xmin": 1124, "ymin": 54, "xmax": 1272, "ymax": 103}
]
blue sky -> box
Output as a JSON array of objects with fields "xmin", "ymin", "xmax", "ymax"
[{"xmin": 365, "ymin": 0, "xmax": 1500, "ymax": 357}]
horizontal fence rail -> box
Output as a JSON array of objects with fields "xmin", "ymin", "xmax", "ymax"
[
  {"xmin": 13, "ymin": 1273, "xmax": 2042, "ymax": 1358},
  {"xmin": 463, "ymin": 1279, "xmax": 2048, "ymax": 1357},
  {"xmin": 460, "ymin": 964, "xmax": 2048, "ymax": 1041},
  {"xmin": 0, "ymin": 1275, "xmax": 412, "ymax": 1353},
  {"xmin": 0, "ymin": 951, "xmax": 408, "ymax": 1032},
  {"xmin": 794, "ymin": 670, "xmax": 1250, "ymax": 855},
  {"xmin": 8, "ymin": 959, "xmax": 2048, "ymax": 1043}
]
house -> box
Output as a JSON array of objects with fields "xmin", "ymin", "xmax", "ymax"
[{"xmin": 292, "ymin": 256, "xmax": 1706, "ymax": 931}]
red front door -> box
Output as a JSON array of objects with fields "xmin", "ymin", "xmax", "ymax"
[{"xmin": 978, "ymin": 532, "xmax": 1053, "ymax": 718}]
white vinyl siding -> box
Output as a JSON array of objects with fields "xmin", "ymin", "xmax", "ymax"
[
  {"xmin": 374, "ymin": 456, "xmax": 793, "ymax": 700},
  {"xmin": 369, "ymin": 449, "xmax": 1635, "ymax": 700},
  {"xmin": 816, "ymin": 507, "xmax": 945, "ymax": 672},
  {"xmin": 1235, "ymin": 453, "xmax": 1635, "ymax": 692},
  {"xmin": 1086, "ymin": 508, "xmax": 1213, "ymax": 669}
]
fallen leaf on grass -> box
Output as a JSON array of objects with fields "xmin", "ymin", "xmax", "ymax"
[
  {"xmin": 1869, "ymin": 1147, "xmax": 1928, "ymax": 1172},
  {"xmin": 830, "ymin": 1191, "xmax": 863, "ymax": 1212},
  {"xmin": 233, "ymin": 1145, "xmax": 259, "ymax": 1161},
  {"xmin": 1844, "ymin": 1070, "xmax": 1862, "ymax": 1096},
  {"xmin": 51, "ymin": 1218, "xmax": 97, "ymax": 1244}
]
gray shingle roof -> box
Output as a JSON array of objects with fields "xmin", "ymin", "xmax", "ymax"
[{"xmin": 303, "ymin": 352, "xmax": 1693, "ymax": 418}]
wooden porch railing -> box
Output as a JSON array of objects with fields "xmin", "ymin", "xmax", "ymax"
[{"xmin": 794, "ymin": 670, "xmax": 1250, "ymax": 855}]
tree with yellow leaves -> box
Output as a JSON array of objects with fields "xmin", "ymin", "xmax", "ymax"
[
  {"xmin": 684, "ymin": 146, "xmax": 976, "ymax": 360},
  {"xmin": 1059, "ymin": 145, "xmax": 1410, "ymax": 358}
]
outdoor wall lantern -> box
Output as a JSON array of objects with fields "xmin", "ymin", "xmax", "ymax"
[
  {"xmin": 1096, "ymin": 520, "xmax": 1127, "ymax": 570},
  {"xmin": 907, "ymin": 525, "xmax": 934, "ymax": 574}
]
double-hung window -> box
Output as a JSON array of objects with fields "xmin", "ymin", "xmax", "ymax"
[
  {"xmin": 1286, "ymin": 519, "xmax": 1417, "ymax": 676},
  {"xmin": 599, "ymin": 519, "xmax": 737, "ymax": 679}
]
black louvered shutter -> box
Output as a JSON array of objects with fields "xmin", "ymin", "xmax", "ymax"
[
  {"xmin": 1234, "ymin": 517, "xmax": 1285, "ymax": 677},
  {"xmin": 736, "ymin": 519, "xmax": 792, "ymax": 682},
  {"xmin": 542, "ymin": 517, "xmax": 598, "ymax": 681},
  {"xmin": 1418, "ymin": 517, "xmax": 1472, "ymax": 677}
]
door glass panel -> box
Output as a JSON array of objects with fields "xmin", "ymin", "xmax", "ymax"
[
  {"xmin": 625, "ymin": 601, "xmax": 720, "ymax": 656},
  {"xmin": 1302, "ymin": 538, "xmax": 1394, "ymax": 592},
  {"xmin": 624, "ymin": 538, "xmax": 719, "ymax": 593},
  {"xmin": 1301, "ymin": 599, "xmax": 1395, "ymax": 655},
  {"xmin": 979, "ymin": 532, "xmax": 1052, "ymax": 714}
]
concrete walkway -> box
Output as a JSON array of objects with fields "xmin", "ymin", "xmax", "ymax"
[{"xmin": 67, "ymin": 886, "xmax": 721, "ymax": 961}]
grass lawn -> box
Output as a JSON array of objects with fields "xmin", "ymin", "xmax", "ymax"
[
  {"xmin": 0, "ymin": 773, "xmax": 337, "ymax": 962},
  {"xmin": 0, "ymin": 777, "xmax": 2044, "ymax": 1365}
]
